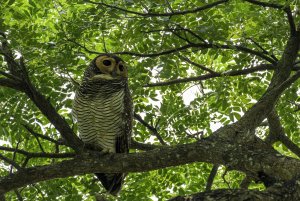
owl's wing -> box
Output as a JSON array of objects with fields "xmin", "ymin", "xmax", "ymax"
[{"xmin": 116, "ymin": 84, "xmax": 132, "ymax": 153}]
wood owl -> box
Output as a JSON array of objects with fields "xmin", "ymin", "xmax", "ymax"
[{"xmin": 72, "ymin": 54, "xmax": 133, "ymax": 195}]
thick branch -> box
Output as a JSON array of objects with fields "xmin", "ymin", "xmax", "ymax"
[
  {"xmin": 234, "ymin": 32, "xmax": 300, "ymax": 131},
  {"xmin": 87, "ymin": 0, "xmax": 228, "ymax": 17},
  {"xmin": 0, "ymin": 135, "xmax": 300, "ymax": 194},
  {"xmin": 1, "ymin": 39, "xmax": 83, "ymax": 152}
]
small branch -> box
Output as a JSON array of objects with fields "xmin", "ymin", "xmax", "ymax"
[
  {"xmin": 86, "ymin": 0, "xmax": 228, "ymax": 17},
  {"xmin": 22, "ymin": 124, "xmax": 62, "ymax": 146},
  {"xmin": 267, "ymin": 111, "xmax": 300, "ymax": 158},
  {"xmin": 23, "ymin": 126, "xmax": 44, "ymax": 153},
  {"xmin": 178, "ymin": 55, "xmax": 219, "ymax": 74},
  {"xmin": 145, "ymin": 64, "xmax": 274, "ymax": 87},
  {"xmin": 0, "ymin": 146, "xmax": 75, "ymax": 159},
  {"xmin": 66, "ymin": 39, "xmax": 100, "ymax": 54},
  {"xmin": 68, "ymin": 38, "xmax": 276, "ymax": 64},
  {"xmin": 205, "ymin": 164, "xmax": 219, "ymax": 191},
  {"xmin": 114, "ymin": 43, "xmax": 276, "ymax": 63},
  {"xmin": 0, "ymin": 153, "xmax": 22, "ymax": 171},
  {"xmin": 246, "ymin": 38, "xmax": 278, "ymax": 61},
  {"xmin": 134, "ymin": 113, "xmax": 167, "ymax": 145}
]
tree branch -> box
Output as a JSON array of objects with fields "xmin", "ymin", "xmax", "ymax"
[
  {"xmin": 0, "ymin": 154, "xmax": 22, "ymax": 171},
  {"xmin": 178, "ymin": 55, "xmax": 219, "ymax": 74},
  {"xmin": 267, "ymin": 111, "xmax": 300, "ymax": 158},
  {"xmin": 134, "ymin": 113, "xmax": 167, "ymax": 145},
  {"xmin": 244, "ymin": 0, "xmax": 284, "ymax": 9},
  {"xmin": 145, "ymin": 64, "xmax": 274, "ymax": 87},
  {"xmin": 0, "ymin": 146, "xmax": 75, "ymax": 159},
  {"xmin": 205, "ymin": 164, "xmax": 219, "ymax": 191},
  {"xmin": 86, "ymin": 0, "xmax": 228, "ymax": 17},
  {"xmin": 0, "ymin": 39, "xmax": 83, "ymax": 152},
  {"xmin": 22, "ymin": 124, "xmax": 63, "ymax": 146},
  {"xmin": 0, "ymin": 78, "xmax": 25, "ymax": 92},
  {"xmin": 0, "ymin": 135, "xmax": 299, "ymax": 194},
  {"xmin": 114, "ymin": 43, "xmax": 276, "ymax": 63},
  {"xmin": 244, "ymin": 1, "xmax": 296, "ymax": 36},
  {"xmin": 169, "ymin": 178, "xmax": 300, "ymax": 200},
  {"xmin": 234, "ymin": 31, "xmax": 300, "ymax": 132},
  {"xmin": 68, "ymin": 39, "xmax": 276, "ymax": 63}
]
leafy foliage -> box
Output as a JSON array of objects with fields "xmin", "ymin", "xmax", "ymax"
[{"xmin": 0, "ymin": 0, "xmax": 300, "ymax": 200}]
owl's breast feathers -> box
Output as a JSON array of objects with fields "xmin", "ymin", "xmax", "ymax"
[{"xmin": 72, "ymin": 77, "xmax": 132, "ymax": 153}]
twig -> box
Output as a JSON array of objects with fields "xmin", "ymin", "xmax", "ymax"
[
  {"xmin": 246, "ymin": 38, "xmax": 278, "ymax": 61},
  {"xmin": 221, "ymin": 168, "xmax": 231, "ymax": 189},
  {"xmin": 134, "ymin": 113, "xmax": 167, "ymax": 145},
  {"xmin": 14, "ymin": 190, "xmax": 23, "ymax": 201},
  {"xmin": 66, "ymin": 38, "xmax": 100, "ymax": 54},
  {"xmin": 145, "ymin": 63, "xmax": 274, "ymax": 87},
  {"xmin": 244, "ymin": 0, "xmax": 284, "ymax": 9},
  {"xmin": 205, "ymin": 164, "xmax": 219, "ymax": 191},
  {"xmin": 23, "ymin": 125, "xmax": 45, "ymax": 153},
  {"xmin": 86, "ymin": 0, "xmax": 228, "ymax": 17}
]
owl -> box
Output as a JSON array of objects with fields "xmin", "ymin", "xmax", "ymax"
[{"xmin": 72, "ymin": 54, "xmax": 133, "ymax": 195}]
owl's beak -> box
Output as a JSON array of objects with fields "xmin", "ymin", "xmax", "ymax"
[{"xmin": 111, "ymin": 69, "xmax": 118, "ymax": 77}]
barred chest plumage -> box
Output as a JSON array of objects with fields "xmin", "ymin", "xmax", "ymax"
[{"xmin": 73, "ymin": 79, "xmax": 126, "ymax": 153}]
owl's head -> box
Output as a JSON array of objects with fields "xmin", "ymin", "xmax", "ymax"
[{"xmin": 86, "ymin": 54, "xmax": 128, "ymax": 80}]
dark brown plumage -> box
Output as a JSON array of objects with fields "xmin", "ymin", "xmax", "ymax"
[{"xmin": 72, "ymin": 54, "xmax": 132, "ymax": 195}]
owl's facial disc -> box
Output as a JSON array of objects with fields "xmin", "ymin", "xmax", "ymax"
[{"xmin": 95, "ymin": 55, "xmax": 128, "ymax": 79}]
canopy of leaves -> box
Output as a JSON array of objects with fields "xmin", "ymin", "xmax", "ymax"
[{"xmin": 0, "ymin": 0, "xmax": 299, "ymax": 200}]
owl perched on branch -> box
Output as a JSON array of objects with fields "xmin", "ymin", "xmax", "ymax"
[{"xmin": 72, "ymin": 54, "xmax": 133, "ymax": 195}]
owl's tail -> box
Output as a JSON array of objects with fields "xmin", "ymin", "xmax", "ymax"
[{"xmin": 95, "ymin": 173, "xmax": 125, "ymax": 196}]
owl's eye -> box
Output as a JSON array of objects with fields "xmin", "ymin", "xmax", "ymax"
[
  {"xmin": 103, "ymin": 60, "xmax": 112, "ymax": 66},
  {"xmin": 119, "ymin": 64, "xmax": 124, "ymax": 71}
]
